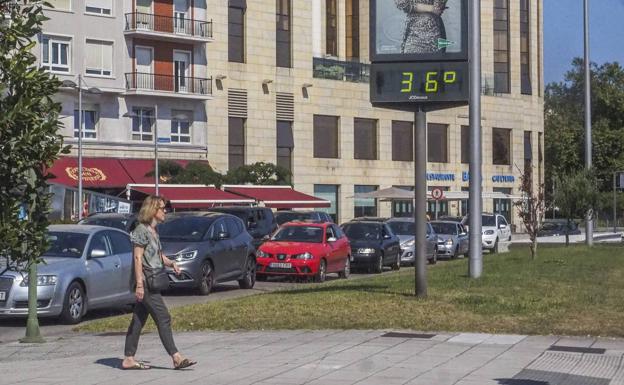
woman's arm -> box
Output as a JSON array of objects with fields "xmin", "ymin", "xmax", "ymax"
[
  {"xmin": 133, "ymin": 246, "xmax": 145, "ymax": 301},
  {"xmin": 161, "ymin": 251, "xmax": 180, "ymax": 274}
]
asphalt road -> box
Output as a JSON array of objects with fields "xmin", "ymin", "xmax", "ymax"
[{"xmin": 0, "ymin": 269, "xmax": 382, "ymax": 344}]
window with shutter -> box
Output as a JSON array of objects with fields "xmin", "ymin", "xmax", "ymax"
[
  {"xmin": 313, "ymin": 115, "xmax": 339, "ymax": 159},
  {"xmin": 85, "ymin": 39, "xmax": 112, "ymax": 76},
  {"xmin": 354, "ymin": 118, "xmax": 377, "ymax": 160},
  {"xmin": 85, "ymin": 0, "xmax": 112, "ymax": 15},
  {"xmin": 392, "ymin": 120, "xmax": 413, "ymax": 161}
]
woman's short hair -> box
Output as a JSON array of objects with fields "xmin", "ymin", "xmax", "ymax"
[{"xmin": 137, "ymin": 195, "xmax": 166, "ymax": 224}]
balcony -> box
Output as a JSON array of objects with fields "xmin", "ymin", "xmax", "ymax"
[
  {"xmin": 313, "ymin": 57, "xmax": 370, "ymax": 83},
  {"xmin": 124, "ymin": 12, "xmax": 213, "ymax": 43},
  {"xmin": 124, "ymin": 72, "xmax": 213, "ymax": 100}
]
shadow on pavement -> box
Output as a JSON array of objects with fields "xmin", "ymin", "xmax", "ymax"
[{"xmin": 95, "ymin": 358, "xmax": 170, "ymax": 370}]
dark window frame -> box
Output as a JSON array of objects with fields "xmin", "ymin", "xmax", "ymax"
[
  {"xmin": 520, "ymin": 0, "xmax": 532, "ymax": 95},
  {"xmin": 276, "ymin": 0, "xmax": 291, "ymax": 68},
  {"xmin": 492, "ymin": 127, "xmax": 512, "ymax": 165},
  {"xmin": 427, "ymin": 123, "xmax": 448, "ymax": 163},
  {"xmin": 346, "ymin": 0, "xmax": 359, "ymax": 60},
  {"xmin": 229, "ymin": 117, "xmax": 246, "ymax": 170},
  {"xmin": 228, "ymin": 1, "xmax": 246, "ymax": 63},
  {"xmin": 276, "ymin": 120, "xmax": 293, "ymax": 174},
  {"xmin": 461, "ymin": 125, "xmax": 470, "ymax": 164},
  {"xmin": 325, "ymin": 0, "xmax": 337, "ymax": 56},
  {"xmin": 354, "ymin": 118, "xmax": 377, "ymax": 160},
  {"xmin": 313, "ymin": 115, "xmax": 339, "ymax": 159},
  {"xmin": 494, "ymin": 0, "xmax": 510, "ymax": 94},
  {"xmin": 392, "ymin": 120, "xmax": 413, "ymax": 161}
]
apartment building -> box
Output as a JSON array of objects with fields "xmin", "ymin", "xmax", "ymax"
[{"xmin": 40, "ymin": 0, "xmax": 544, "ymax": 227}]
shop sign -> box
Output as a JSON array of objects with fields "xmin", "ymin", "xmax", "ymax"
[{"xmin": 65, "ymin": 167, "xmax": 107, "ymax": 182}]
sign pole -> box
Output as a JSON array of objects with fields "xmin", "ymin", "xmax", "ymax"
[
  {"xmin": 415, "ymin": 107, "xmax": 427, "ymax": 297},
  {"xmin": 468, "ymin": 0, "xmax": 483, "ymax": 278}
]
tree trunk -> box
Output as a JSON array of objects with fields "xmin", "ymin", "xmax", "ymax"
[
  {"xmin": 565, "ymin": 218, "xmax": 571, "ymax": 247},
  {"xmin": 530, "ymin": 238, "xmax": 538, "ymax": 260},
  {"xmin": 21, "ymin": 260, "xmax": 44, "ymax": 343}
]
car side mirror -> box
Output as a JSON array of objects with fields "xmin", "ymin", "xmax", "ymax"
[
  {"xmin": 217, "ymin": 231, "xmax": 230, "ymax": 240},
  {"xmin": 499, "ymin": 224, "xmax": 507, "ymax": 230},
  {"xmin": 248, "ymin": 222, "xmax": 257, "ymax": 229},
  {"xmin": 262, "ymin": 235, "xmax": 270, "ymax": 241},
  {"xmin": 383, "ymin": 234, "xmax": 391, "ymax": 240},
  {"xmin": 90, "ymin": 249, "xmax": 107, "ymax": 258},
  {"xmin": 327, "ymin": 237, "xmax": 337, "ymax": 243}
]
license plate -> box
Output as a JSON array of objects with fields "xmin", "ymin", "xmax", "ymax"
[
  {"xmin": 270, "ymin": 262, "xmax": 292, "ymax": 269},
  {"xmin": 0, "ymin": 292, "xmax": 5, "ymax": 301}
]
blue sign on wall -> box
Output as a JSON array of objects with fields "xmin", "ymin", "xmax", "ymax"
[
  {"xmin": 427, "ymin": 173, "xmax": 455, "ymax": 182},
  {"xmin": 462, "ymin": 172, "xmax": 514, "ymax": 183}
]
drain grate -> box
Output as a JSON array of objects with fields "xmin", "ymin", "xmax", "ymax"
[
  {"xmin": 548, "ymin": 345, "xmax": 606, "ymax": 354},
  {"xmin": 381, "ymin": 332, "xmax": 435, "ymax": 339}
]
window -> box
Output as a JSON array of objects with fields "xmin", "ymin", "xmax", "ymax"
[
  {"xmin": 228, "ymin": 0, "xmax": 246, "ymax": 63},
  {"xmin": 229, "ymin": 117, "xmax": 245, "ymax": 170},
  {"xmin": 354, "ymin": 185, "xmax": 377, "ymax": 218},
  {"xmin": 492, "ymin": 127, "xmax": 511, "ymax": 165},
  {"xmin": 314, "ymin": 184, "xmax": 339, "ymax": 223},
  {"xmin": 520, "ymin": 0, "xmax": 531, "ymax": 95},
  {"xmin": 346, "ymin": 0, "xmax": 359, "ymax": 60},
  {"xmin": 88, "ymin": 232, "xmax": 111, "ymax": 257},
  {"xmin": 524, "ymin": 131, "xmax": 532, "ymax": 161},
  {"xmin": 460, "ymin": 186, "xmax": 469, "ymax": 216},
  {"xmin": 171, "ymin": 111, "xmax": 192, "ymax": 143},
  {"xmin": 313, "ymin": 115, "xmax": 339, "ymax": 158},
  {"xmin": 85, "ymin": 39, "xmax": 112, "ymax": 76},
  {"xmin": 46, "ymin": 0, "xmax": 71, "ymax": 11},
  {"xmin": 85, "ymin": 0, "xmax": 112, "ymax": 15},
  {"xmin": 494, "ymin": 0, "xmax": 510, "ymax": 93},
  {"xmin": 131, "ymin": 107, "xmax": 154, "ymax": 141},
  {"xmin": 276, "ymin": 0, "xmax": 291, "ymax": 68},
  {"xmin": 427, "ymin": 123, "xmax": 448, "ymax": 163},
  {"xmin": 325, "ymin": 0, "xmax": 337, "ymax": 56},
  {"xmin": 41, "ymin": 36, "xmax": 70, "ymax": 73},
  {"xmin": 354, "ymin": 118, "xmax": 377, "ymax": 160},
  {"xmin": 73, "ymin": 107, "xmax": 98, "ymax": 139},
  {"xmin": 391, "ymin": 186, "xmax": 413, "ymax": 218},
  {"xmin": 392, "ymin": 120, "xmax": 413, "ymax": 161},
  {"xmin": 493, "ymin": 187, "xmax": 512, "ymax": 223},
  {"xmin": 277, "ymin": 120, "xmax": 294, "ymax": 174},
  {"xmin": 108, "ymin": 231, "xmax": 132, "ymax": 254},
  {"xmin": 461, "ymin": 125, "xmax": 470, "ymax": 164}
]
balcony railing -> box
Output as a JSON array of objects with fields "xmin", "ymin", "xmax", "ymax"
[
  {"xmin": 125, "ymin": 12, "xmax": 213, "ymax": 39},
  {"xmin": 313, "ymin": 57, "xmax": 370, "ymax": 83},
  {"xmin": 125, "ymin": 72, "xmax": 212, "ymax": 96}
]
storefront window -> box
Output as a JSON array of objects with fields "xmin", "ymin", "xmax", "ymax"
[
  {"xmin": 392, "ymin": 186, "xmax": 413, "ymax": 217},
  {"xmin": 354, "ymin": 185, "xmax": 377, "ymax": 218},
  {"xmin": 314, "ymin": 185, "xmax": 339, "ymax": 222},
  {"xmin": 493, "ymin": 187, "xmax": 512, "ymax": 223}
]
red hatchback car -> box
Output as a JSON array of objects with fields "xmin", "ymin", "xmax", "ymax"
[{"xmin": 256, "ymin": 222, "xmax": 351, "ymax": 282}]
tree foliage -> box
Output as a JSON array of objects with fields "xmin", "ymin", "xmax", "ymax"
[
  {"xmin": 223, "ymin": 162, "xmax": 292, "ymax": 185},
  {"xmin": 545, "ymin": 59, "xmax": 624, "ymax": 197},
  {"xmin": 0, "ymin": 0, "xmax": 67, "ymax": 268},
  {"xmin": 553, "ymin": 169, "xmax": 599, "ymax": 246},
  {"xmin": 514, "ymin": 166, "xmax": 545, "ymax": 260}
]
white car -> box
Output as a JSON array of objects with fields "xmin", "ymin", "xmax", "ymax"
[{"xmin": 463, "ymin": 214, "xmax": 512, "ymax": 253}]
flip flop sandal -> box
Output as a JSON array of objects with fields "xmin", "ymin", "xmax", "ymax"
[
  {"xmin": 174, "ymin": 358, "xmax": 197, "ymax": 370},
  {"xmin": 122, "ymin": 362, "xmax": 151, "ymax": 370}
]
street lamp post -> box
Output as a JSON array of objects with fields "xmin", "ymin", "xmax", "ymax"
[
  {"xmin": 61, "ymin": 77, "xmax": 101, "ymax": 220},
  {"xmin": 614, "ymin": 171, "xmax": 623, "ymax": 234},
  {"xmin": 583, "ymin": 0, "xmax": 593, "ymax": 246}
]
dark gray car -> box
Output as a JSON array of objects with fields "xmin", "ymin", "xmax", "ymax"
[
  {"xmin": 340, "ymin": 221, "xmax": 401, "ymax": 273},
  {"xmin": 386, "ymin": 218, "xmax": 438, "ymax": 265},
  {"xmin": 207, "ymin": 207, "xmax": 277, "ymax": 248},
  {"xmin": 158, "ymin": 212, "xmax": 256, "ymax": 295}
]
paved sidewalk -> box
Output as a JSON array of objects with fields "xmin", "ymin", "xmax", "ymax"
[{"xmin": 2, "ymin": 330, "xmax": 624, "ymax": 385}]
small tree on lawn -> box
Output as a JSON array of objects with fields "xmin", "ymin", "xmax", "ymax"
[
  {"xmin": 0, "ymin": 1, "xmax": 68, "ymax": 342},
  {"xmin": 553, "ymin": 169, "xmax": 599, "ymax": 246},
  {"xmin": 514, "ymin": 165, "xmax": 545, "ymax": 260}
]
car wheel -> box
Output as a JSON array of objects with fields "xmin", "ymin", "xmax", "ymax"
[
  {"xmin": 60, "ymin": 281, "xmax": 85, "ymax": 325},
  {"xmin": 428, "ymin": 249, "xmax": 438, "ymax": 265},
  {"xmin": 338, "ymin": 257, "xmax": 351, "ymax": 279},
  {"xmin": 314, "ymin": 259, "xmax": 327, "ymax": 283},
  {"xmin": 374, "ymin": 254, "xmax": 384, "ymax": 274},
  {"xmin": 391, "ymin": 253, "xmax": 401, "ymax": 271},
  {"xmin": 197, "ymin": 261, "xmax": 214, "ymax": 296},
  {"xmin": 238, "ymin": 257, "xmax": 256, "ymax": 289},
  {"xmin": 493, "ymin": 238, "xmax": 500, "ymax": 254}
]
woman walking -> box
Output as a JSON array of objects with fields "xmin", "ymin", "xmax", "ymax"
[{"xmin": 122, "ymin": 195, "xmax": 196, "ymax": 370}]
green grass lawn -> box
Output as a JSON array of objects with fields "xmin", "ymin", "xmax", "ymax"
[{"xmin": 78, "ymin": 244, "xmax": 624, "ymax": 337}]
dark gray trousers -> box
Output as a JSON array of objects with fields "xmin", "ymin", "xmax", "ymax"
[{"xmin": 124, "ymin": 289, "xmax": 178, "ymax": 357}]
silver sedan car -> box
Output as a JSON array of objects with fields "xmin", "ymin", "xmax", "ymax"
[
  {"xmin": 385, "ymin": 218, "xmax": 438, "ymax": 265},
  {"xmin": 0, "ymin": 225, "xmax": 134, "ymax": 324},
  {"xmin": 431, "ymin": 221, "xmax": 469, "ymax": 259}
]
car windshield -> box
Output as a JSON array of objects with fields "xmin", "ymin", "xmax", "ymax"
[
  {"xmin": 80, "ymin": 217, "xmax": 128, "ymax": 231},
  {"xmin": 541, "ymin": 222, "xmax": 559, "ymax": 231},
  {"xmin": 45, "ymin": 232, "xmax": 89, "ymax": 258},
  {"xmin": 387, "ymin": 221, "xmax": 415, "ymax": 235},
  {"xmin": 431, "ymin": 223, "xmax": 457, "ymax": 235},
  {"xmin": 482, "ymin": 215, "xmax": 496, "ymax": 227},
  {"xmin": 271, "ymin": 226, "xmax": 323, "ymax": 243},
  {"xmin": 275, "ymin": 212, "xmax": 310, "ymax": 225},
  {"xmin": 158, "ymin": 217, "xmax": 212, "ymax": 242},
  {"xmin": 342, "ymin": 223, "xmax": 381, "ymax": 240}
]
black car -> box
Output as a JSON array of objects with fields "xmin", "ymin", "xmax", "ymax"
[
  {"xmin": 208, "ymin": 207, "xmax": 277, "ymax": 248},
  {"xmin": 78, "ymin": 213, "xmax": 138, "ymax": 233},
  {"xmin": 350, "ymin": 217, "xmax": 390, "ymax": 223},
  {"xmin": 274, "ymin": 210, "xmax": 333, "ymax": 226},
  {"xmin": 158, "ymin": 212, "xmax": 256, "ymax": 295},
  {"xmin": 538, "ymin": 220, "xmax": 581, "ymax": 237},
  {"xmin": 340, "ymin": 221, "xmax": 401, "ymax": 273}
]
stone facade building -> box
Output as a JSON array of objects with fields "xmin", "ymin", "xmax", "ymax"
[{"xmin": 40, "ymin": 0, "xmax": 544, "ymax": 227}]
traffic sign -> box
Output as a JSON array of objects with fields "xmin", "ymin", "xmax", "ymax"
[
  {"xmin": 157, "ymin": 137, "xmax": 171, "ymax": 144},
  {"xmin": 431, "ymin": 188, "xmax": 444, "ymax": 201}
]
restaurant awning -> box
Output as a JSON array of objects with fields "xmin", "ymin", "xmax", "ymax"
[
  {"xmin": 47, "ymin": 157, "xmax": 133, "ymax": 188},
  {"xmin": 223, "ymin": 185, "xmax": 331, "ymax": 209},
  {"xmin": 127, "ymin": 184, "xmax": 255, "ymax": 209}
]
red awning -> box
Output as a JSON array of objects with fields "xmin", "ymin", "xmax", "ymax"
[
  {"xmin": 47, "ymin": 157, "xmax": 133, "ymax": 188},
  {"xmin": 129, "ymin": 185, "xmax": 255, "ymax": 209},
  {"xmin": 223, "ymin": 185, "xmax": 330, "ymax": 209}
]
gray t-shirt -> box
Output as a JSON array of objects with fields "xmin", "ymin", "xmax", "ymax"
[{"xmin": 130, "ymin": 223, "xmax": 164, "ymax": 270}]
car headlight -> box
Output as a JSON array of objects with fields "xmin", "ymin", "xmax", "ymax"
[
  {"xmin": 401, "ymin": 239, "xmax": 415, "ymax": 248},
  {"xmin": 293, "ymin": 252, "xmax": 314, "ymax": 260},
  {"xmin": 483, "ymin": 230, "xmax": 495, "ymax": 235},
  {"xmin": 445, "ymin": 239, "xmax": 453, "ymax": 246},
  {"xmin": 257, "ymin": 250, "xmax": 271, "ymax": 258},
  {"xmin": 357, "ymin": 248, "xmax": 376, "ymax": 254},
  {"xmin": 20, "ymin": 275, "xmax": 57, "ymax": 287},
  {"xmin": 169, "ymin": 250, "xmax": 198, "ymax": 262}
]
